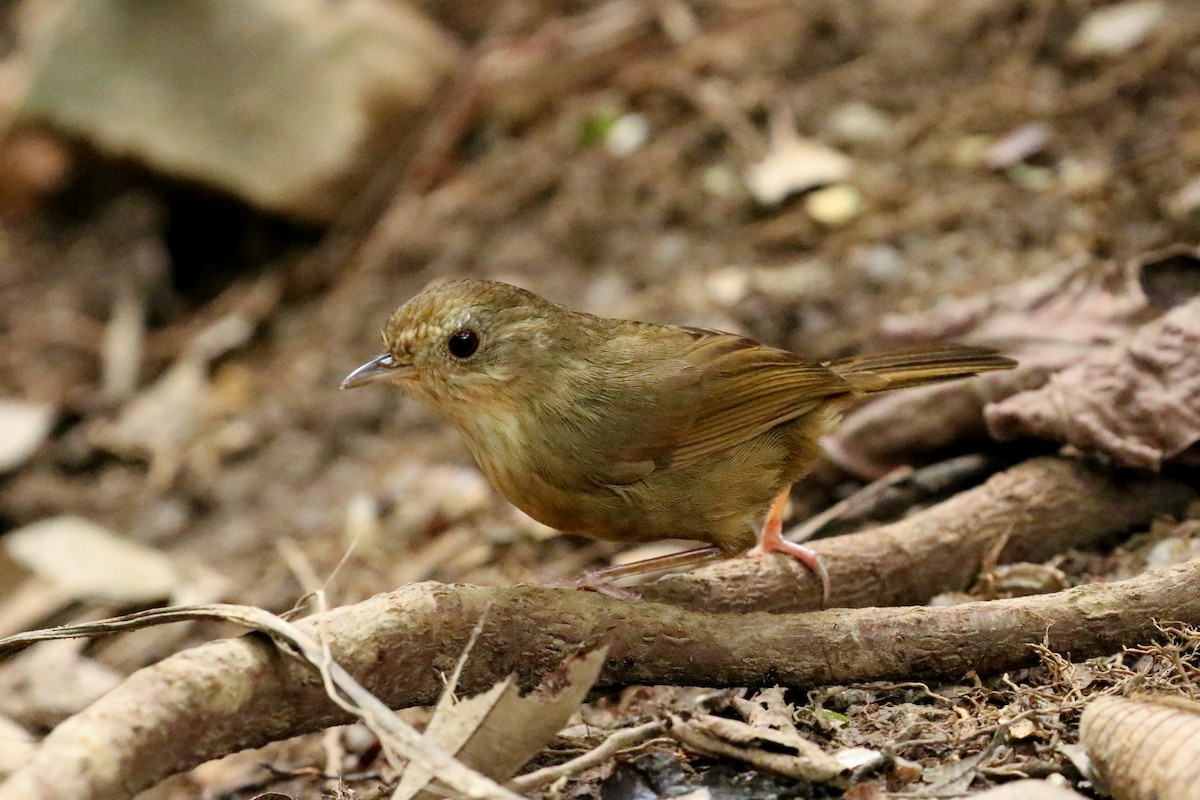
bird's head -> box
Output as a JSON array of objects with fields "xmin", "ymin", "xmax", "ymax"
[{"xmin": 341, "ymin": 279, "xmax": 568, "ymax": 413}]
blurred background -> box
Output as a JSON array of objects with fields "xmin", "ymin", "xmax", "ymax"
[{"xmin": 0, "ymin": 0, "xmax": 1198, "ymax": 795}]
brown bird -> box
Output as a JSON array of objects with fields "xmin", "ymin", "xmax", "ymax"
[{"xmin": 342, "ymin": 280, "xmax": 1015, "ymax": 601}]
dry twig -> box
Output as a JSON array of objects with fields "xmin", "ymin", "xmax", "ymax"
[{"xmin": 507, "ymin": 721, "xmax": 666, "ymax": 793}]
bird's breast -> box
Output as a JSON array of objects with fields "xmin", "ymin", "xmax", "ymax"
[{"xmin": 449, "ymin": 402, "xmax": 580, "ymax": 530}]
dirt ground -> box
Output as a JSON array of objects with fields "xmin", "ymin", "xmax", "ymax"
[{"xmin": 2, "ymin": 1, "xmax": 1200, "ymax": 798}]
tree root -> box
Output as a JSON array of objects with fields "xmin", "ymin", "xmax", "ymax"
[
  {"xmin": 0, "ymin": 456, "xmax": 1194, "ymax": 800},
  {"xmin": 641, "ymin": 456, "xmax": 1195, "ymax": 612}
]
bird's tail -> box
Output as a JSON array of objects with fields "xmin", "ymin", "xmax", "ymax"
[{"xmin": 825, "ymin": 345, "xmax": 1016, "ymax": 393}]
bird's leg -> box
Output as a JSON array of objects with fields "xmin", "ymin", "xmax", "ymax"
[
  {"xmin": 552, "ymin": 545, "xmax": 730, "ymax": 596},
  {"xmin": 752, "ymin": 487, "xmax": 831, "ymax": 607}
]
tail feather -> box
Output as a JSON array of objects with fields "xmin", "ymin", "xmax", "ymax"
[{"xmin": 826, "ymin": 345, "xmax": 1016, "ymax": 393}]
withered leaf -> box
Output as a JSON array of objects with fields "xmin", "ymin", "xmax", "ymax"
[
  {"xmin": 394, "ymin": 647, "xmax": 607, "ymax": 799},
  {"xmin": 987, "ymin": 297, "xmax": 1200, "ymax": 469}
]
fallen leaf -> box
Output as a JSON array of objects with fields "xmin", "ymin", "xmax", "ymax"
[
  {"xmin": 982, "ymin": 123, "xmax": 1050, "ymax": 170},
  {"xmin": 668, "ymin": 712, "xmax": 844, "ymax": 783},
  {"xmin": 919, "ymin": 746, "xmax": 992, "ymax": 794},
  {"xmin": 394, "ymin": 647, "xmax": 608, "ymax": 799},
  {"xmin": 835, "ymin": 747, "xmax": 885, "ymax": 772},
  {"xmin": 88, "ymin": 276, "xmax": 280, "ymax": 485},
  {"xmin": 0, "ymin": 639, "xmax": 123, "ymax": 727},
  {"xmin": 0, "ymin": 400, "xmax": 54, "ymax": 473},
  {"xmin": 830, "ymin": 250, "xmax": 1198, "ymax": 473},
  {"xmin": 745, "ymin": 110, "xmax": 852, "ymax": 205},
  {"xmin": 5, "ymin": 516, "xmax": 178, "ymax": 603},
  {"xmin": 987, "ymin": 296, "xmax": 1200, "ymax": 469},
  {"xmin": 87, "ymin": 356, "xmax": 205, "ymax": 483},
  {"xmin": 0, "ymin": 714, "xmax": 34, "ymax": 778},
  {"xmin": 1008, "ymin": 718, "xmax": 1038, "ymax": 740},
  {"xmin": 1069, "ymin": 0, "xmax": 1165, "ymax": 58},
  {"xmin": 804, "ymin": 183, "xmax": 864, "ymax": 226}
]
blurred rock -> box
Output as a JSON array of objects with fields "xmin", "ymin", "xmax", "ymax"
[{"xmin": 17, "ymin": 0, "xmax": 459, "ymax": 222}]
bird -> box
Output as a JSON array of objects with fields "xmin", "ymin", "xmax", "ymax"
[{"xmin": 342, "ymin": 279, "xmax": 1015, "ymax": 602}]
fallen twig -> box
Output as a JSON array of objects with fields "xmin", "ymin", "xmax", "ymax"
[{"xmin": 507, "ymin": 720, "xmax": 666, "ymax": 792}]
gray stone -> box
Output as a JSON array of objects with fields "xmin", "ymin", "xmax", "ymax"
[{"xmin": 19, "ymin": 0, "xmax": 459, "ymax": 221}]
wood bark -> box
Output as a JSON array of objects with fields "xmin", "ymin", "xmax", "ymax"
[{"xmin": 642, "ymin": 456, "xmax": 1195, "ymax": 612}]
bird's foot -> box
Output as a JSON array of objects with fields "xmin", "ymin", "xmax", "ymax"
[{"xmin": 755, "ymin": 487, "xmax": 831, "ymax": 608}]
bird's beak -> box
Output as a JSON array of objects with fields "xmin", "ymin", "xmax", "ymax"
[{"xmin": 340, "ymin": 353, "xmax": 413, "ymax": 389}]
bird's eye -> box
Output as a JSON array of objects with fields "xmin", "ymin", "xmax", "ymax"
[{"xmin": 447, "ymin": 328, "xmax": 479, "ymax": 359}]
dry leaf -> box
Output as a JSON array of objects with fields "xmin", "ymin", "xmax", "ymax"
[
  {"xmin": 831, "ymin": 251, "xmax": 1197, "ymax": 473},
  {"xmin": 919, "ymin": 744, "xmax": 994, "ymax": 794},
  {"xmin": 745, "ymin": 111, "xmax": 852, "ymax": 205},
  {"xmin": 88, "ymin": 276, "xmax": 280, "ymax": 484},
  {"xmin": 5, "ymin": 516, "xmax": 178, "ymax": 603},
  {"xmin": 835, "ymin": 746, "xmax": 885, "ymax": 772},
  {"xmin": 394, "ymin": 647, "xmax": 608, "ymax": 799},
  {"xmin": 987, "ymin": 297, "xmax": 1200, "ymax": 469},
  {"xmin": 0, "ymin": 639, "xmax": 122, "ymax": 727},
  {"xmin": 0, "ymin": 714, "xmax": 34, "ymax": 778},
  {"xmin": 1068, "ymin": 1, "xmax": 1164, "ymax": 58},
  {"xmin": 1008, "ymin": 718, "xmax": 1038, "ymax": 740},
  {"xmin": 668, "ymin": 712, "xmax": 844, "ymax": 783},
  {"xmin": 88, "ymin": 357, "xmax": 205, "ymax": 481},
  {"xmin": 982, "ymin": 123, "xmax": 1050, "ymax": 170},
  {"xmin": 0, "ymin": 399, "xmax": 53, "ymax": 473}
]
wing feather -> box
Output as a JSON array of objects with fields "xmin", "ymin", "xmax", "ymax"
[
  {"xmin": 664, "ymin": 332, "xmax": 852, "ymax": 467},
  {"xmin": 584, "ymin": 328, "xmax": 852, "ymax": 487}
]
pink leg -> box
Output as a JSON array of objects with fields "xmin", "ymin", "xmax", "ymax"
[
  {"xmin": 752, "ymin": 488, "xmax": 831, "ymax": 607},
  {"xmin": 547, "ymin": 545, "xmax": 729, "ymax": 598}
]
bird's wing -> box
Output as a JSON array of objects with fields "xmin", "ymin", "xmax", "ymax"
[{"xmin": 594, "ymin": 328, "xmax": 855, "ymax": 485}]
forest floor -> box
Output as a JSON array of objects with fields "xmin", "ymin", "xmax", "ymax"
[{"xmin": 2, "ymin": 1, "xmax": 1200, "ymax": 798}]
